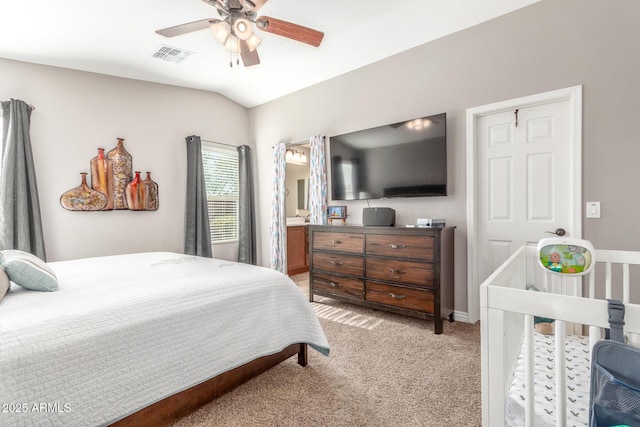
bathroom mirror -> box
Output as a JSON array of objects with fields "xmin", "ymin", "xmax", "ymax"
[{"xmin": 297, "ymin": 178, "xmax": 309, "ymax": 210}]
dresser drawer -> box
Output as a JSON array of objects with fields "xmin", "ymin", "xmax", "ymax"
[
  {"xmin": 313, "ymin": 273, "xmax": 365, "ymax": 300},
  {"xmin": 313, "ymin": 252, "xmax": 364, "ymax": 276},
  {"xmin": 366, "ymin": 234, "xmax": 434, "ymax": 261},
  {"xmin": 366, "ymin": 282, "xmax": 434, "ymax": 313},
  {"xmin": 366, "ymin": 258, "xmax": 434, "ymax": 287},
  {"xmin": 313, "ymin": 232, "xmax": 364, "ymax": 253}
]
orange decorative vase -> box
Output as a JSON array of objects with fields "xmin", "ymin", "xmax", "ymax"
[
  {"xmin": 125, "ymin": 171, "xmax": 146, "ymax": 211},
  {"xmin": 90, "ymin": 147, "xmax": 114, "ymax": 210},
  {"xmin": 143, "ymin": 171, "xmax": 159, "ymax": 211},
  {"xmin": 60, "ymin": 172, "xmax": 108, "ymax": 211},
  {"xmin": 107, "ymin": 138, "xmax": 132, "ymax": 210}
]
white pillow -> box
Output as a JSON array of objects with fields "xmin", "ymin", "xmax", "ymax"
[
  {"xmin": 0, "ymin": 250, "xmax": 58, "ymax": 292},
  {"xmin": 0, "ymin": 266, "xmax": 9, "ymax": 302}
]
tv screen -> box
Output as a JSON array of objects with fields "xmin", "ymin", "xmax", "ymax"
[{"xmin": 329, "ymin": 113, "xmax": 447, "ymax": 200}]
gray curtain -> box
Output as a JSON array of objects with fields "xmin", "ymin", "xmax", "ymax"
[
  {"xmin": 0, "ymin": 99, "xmax": 46, "ymax": 260},
  {"xmin": 237, "ymin": 145, "xmax": 256, "ymax": 264},
  {"xmin": 185, "ymin": 135, "xmax": 212, "ymax": 258}
]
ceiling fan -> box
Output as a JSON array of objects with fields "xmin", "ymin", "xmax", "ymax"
[{"xmin": 155, "ymin": 0, "xmax": 324, "ymax": 67}]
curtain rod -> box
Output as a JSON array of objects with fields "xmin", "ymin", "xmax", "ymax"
[
  {"xmin": 272, "ymin": 135, "xmax": 324, "ymax": 149},
  {"xmin": 201, "ymin": 139, "xmax": 240, "ymax": 148}
]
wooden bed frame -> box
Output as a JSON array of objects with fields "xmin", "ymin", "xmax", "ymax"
[{"xmin": 112, "ymin": 343, "xmax": 308, "ymax": 426}]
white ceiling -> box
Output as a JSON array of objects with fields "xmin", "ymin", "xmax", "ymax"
[{"xmin": 0, "ymin": 0, "xmax": 540, "ymax": 108}]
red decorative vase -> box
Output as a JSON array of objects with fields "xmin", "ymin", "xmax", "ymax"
[
  {"xmin": 143, "ymin": 172, "xmax": 159, "ymax": 211},
  {"xmin": 125, "ymin": 171, "xmax": 146, "ymax": 211},
  {"xmin": 107, "ymin": 138, "xmax": 132, "ymax": 210},
  {"xmin": 90, "ymin": 147, "xmax": 114, "ymax": 210}
]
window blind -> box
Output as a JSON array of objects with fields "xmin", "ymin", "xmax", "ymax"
[{"xmin": 201, "ymin": 144, "xmax": 239, "ymax": 244}]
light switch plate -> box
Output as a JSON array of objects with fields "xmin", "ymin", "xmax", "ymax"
[{"xmin": 586, "ymin": 201, "xmax": 601, "ymax": 218}]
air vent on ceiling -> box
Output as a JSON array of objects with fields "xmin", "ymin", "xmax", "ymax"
[{"xmin": 152, "ymin": 45, "xmax": 193, "ymax": 63}]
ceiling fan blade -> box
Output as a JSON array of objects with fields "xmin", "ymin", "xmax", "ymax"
[
  {"xmin": 240, "ymin": 40, "xmax": 260, "ymax": 67},
  {"xmin": 256, "ymin": 16, "xmax": 324, "ymax": 47},
  {"xmin": 241, "ymin": 0, "xmax": 269, "ymax": 11},
  {"xmin": 156, "ymin": 18, "xmax": 220, "ymax": 38}
]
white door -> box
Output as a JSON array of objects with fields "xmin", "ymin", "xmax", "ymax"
[
  {"xmin": 478, "ymin": 100, "xmax": 571, "ymax": 282},
  {"xmin": 466, "ymin": 86, "xmax": 582, "ymax": 322}
]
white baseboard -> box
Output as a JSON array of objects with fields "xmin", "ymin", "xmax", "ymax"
[{"xmin": 453, "ymin": 310, "xmax": 472, "ymax": 323}]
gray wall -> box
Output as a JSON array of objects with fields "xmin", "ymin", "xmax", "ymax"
[
  {"xmin": 250, "ymin": 0, "xmax": 640, "ymax": 314},
  {"xmin": 0, "ymin": 59, "xmax": 250, "ymax": 262}
]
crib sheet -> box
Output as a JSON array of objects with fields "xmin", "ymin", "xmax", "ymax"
[{"xmin": 505, "ymin": 331, "xmax": 591, "ymax": 427}]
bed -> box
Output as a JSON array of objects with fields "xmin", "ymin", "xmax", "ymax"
[
  {"xmin": 0, "ymin": 251, "xmax": 330, "ymax": 426},
  {"xmin": 480, "ymin": 244, "xmax": 640, "ymax": 426}
]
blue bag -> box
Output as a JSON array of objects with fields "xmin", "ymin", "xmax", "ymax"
[{"xmin": 590, "ymin": 300, "xmax": 640, "ymax": 427}]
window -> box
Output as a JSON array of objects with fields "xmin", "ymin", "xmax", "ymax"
[{"xmin": 202, "ymin": 143, "xmax": 239, "ymax": 244}]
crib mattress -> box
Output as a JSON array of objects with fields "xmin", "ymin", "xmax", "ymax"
[{"xmin": 506, "ymin": 331, "xmax": 591, "ymax": 427}]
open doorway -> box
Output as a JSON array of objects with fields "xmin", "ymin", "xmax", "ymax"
[{"xmin": 285, "ymin": 145, "xmax": 310, "ymax": 275}]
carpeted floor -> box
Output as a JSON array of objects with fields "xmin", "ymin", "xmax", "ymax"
[{"xmin": 172, "ymin": 273, "xmax": 481, "ymax": 427}]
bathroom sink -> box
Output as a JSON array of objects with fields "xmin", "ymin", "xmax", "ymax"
[{"xmin": 286, "ymin": 217, "xmax": 307, "ymax": 225}]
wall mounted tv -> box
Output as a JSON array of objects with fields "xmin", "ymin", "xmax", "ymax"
[{"xmin": 329, "ymin": 112, "xmax": 447, "ymax": 201}]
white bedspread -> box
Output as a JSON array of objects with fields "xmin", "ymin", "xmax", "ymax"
[{"xmin": 0, "ymin": 252, "xmax": 329, "ymax": 426}]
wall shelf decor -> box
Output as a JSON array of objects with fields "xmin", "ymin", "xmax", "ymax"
[{"xmin": 60, "ymin": 137, "xmax": 159, "ymax": 212}]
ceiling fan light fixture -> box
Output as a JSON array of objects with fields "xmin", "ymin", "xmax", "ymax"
[
  {"xmin": 246, "ymin": 33, "xmax": 262, "ymax": 51},
  {"xmin": 233, "ymin": 17, "xmax": 253, "ymax": 40},
  {"xmin": 211, "ymin": 21, "xmax": 231, "ymax": 44},
  {"xmin": 224, "ymin": 36, "xmax": 241, "ymax": 53}
]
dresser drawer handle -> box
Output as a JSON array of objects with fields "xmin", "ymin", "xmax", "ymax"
[
  {"xmin": 388, "ymin": 244, "xmax": 406, "ymax": 249},
  {"xmin": 330, "ymin": 240, "xmax": 342, "ymax": 245},
  {"xmin": 389, "ymin": 293, "xmax": 406, "ymax": 300},
  {"xmin": 330, "ymin": 260, "xmax": 343, "ymax": 266},
  {"xmin": 329, "ymin": 281, "xmax": 343, "ymax": 288},
  {"xmin": 389, "ymin": 268, "xmax": 405, "ymax": 275}
]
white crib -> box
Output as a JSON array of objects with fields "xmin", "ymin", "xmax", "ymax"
[{"xmin": 480, "ymin": 245, "xmax": 640, "ymax": 426}]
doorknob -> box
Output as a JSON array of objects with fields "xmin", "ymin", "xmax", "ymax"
[{"xmin": 545, "ymin": 228, "xmax": 566, "ymax": 236}]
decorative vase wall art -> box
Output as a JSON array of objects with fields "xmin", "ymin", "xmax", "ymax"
[
  {"xmin": 143, "ymin": 172, "xmax": 159, "ymax": 211},
  {"xmin": 60, "ymin": 173, "xmax": 108, "ymax": 211},
  {"xmin": 107, "ymin": 137, "xmax": 132, "ymax": 210},
  {"xmin": 59, "ymin": 137, "xmax": 160, "ymax": 212},
  {"xmin": 125, "ymin": 171, "xmax": 145, "ymax": 211},
  {"xmin": 90, "ymin": 148, "xmax": 114, "ymax": 210}
]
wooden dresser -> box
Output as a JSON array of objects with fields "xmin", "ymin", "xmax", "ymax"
[{"xmin": 309, "ymin": 225, "xmax": 454, "ymax": 334}]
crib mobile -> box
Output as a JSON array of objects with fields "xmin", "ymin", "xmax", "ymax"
[{"xmin": 536, "ymin": 237, "xmax": 596, "ymax": 276}]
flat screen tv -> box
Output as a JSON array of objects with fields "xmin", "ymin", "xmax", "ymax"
[{"xmin": 329, "ymin": 112, "xmax": 447, "ymax": 200}]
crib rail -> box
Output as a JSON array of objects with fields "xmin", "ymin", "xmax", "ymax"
[{"xmin": 480, "ymin": 245, "xmax": 640, "ymax": 427}]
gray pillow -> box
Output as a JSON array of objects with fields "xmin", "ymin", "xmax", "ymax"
[
  {"xmin": 0, "ymin": 250, "xmax": 58, "ymax": 292},
  {"xmin": 0, "ymin": 266, "xmax": 9, "ymax": 302}
]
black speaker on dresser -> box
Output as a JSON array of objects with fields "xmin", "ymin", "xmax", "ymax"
[{"xmin": 362, "ymin": 207, "xmax": 396, "ymax": 226}]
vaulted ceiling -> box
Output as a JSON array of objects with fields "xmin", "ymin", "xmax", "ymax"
[{"xmin": 0, "ymin": 0, "xmax": 540, "ymax": 108}]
